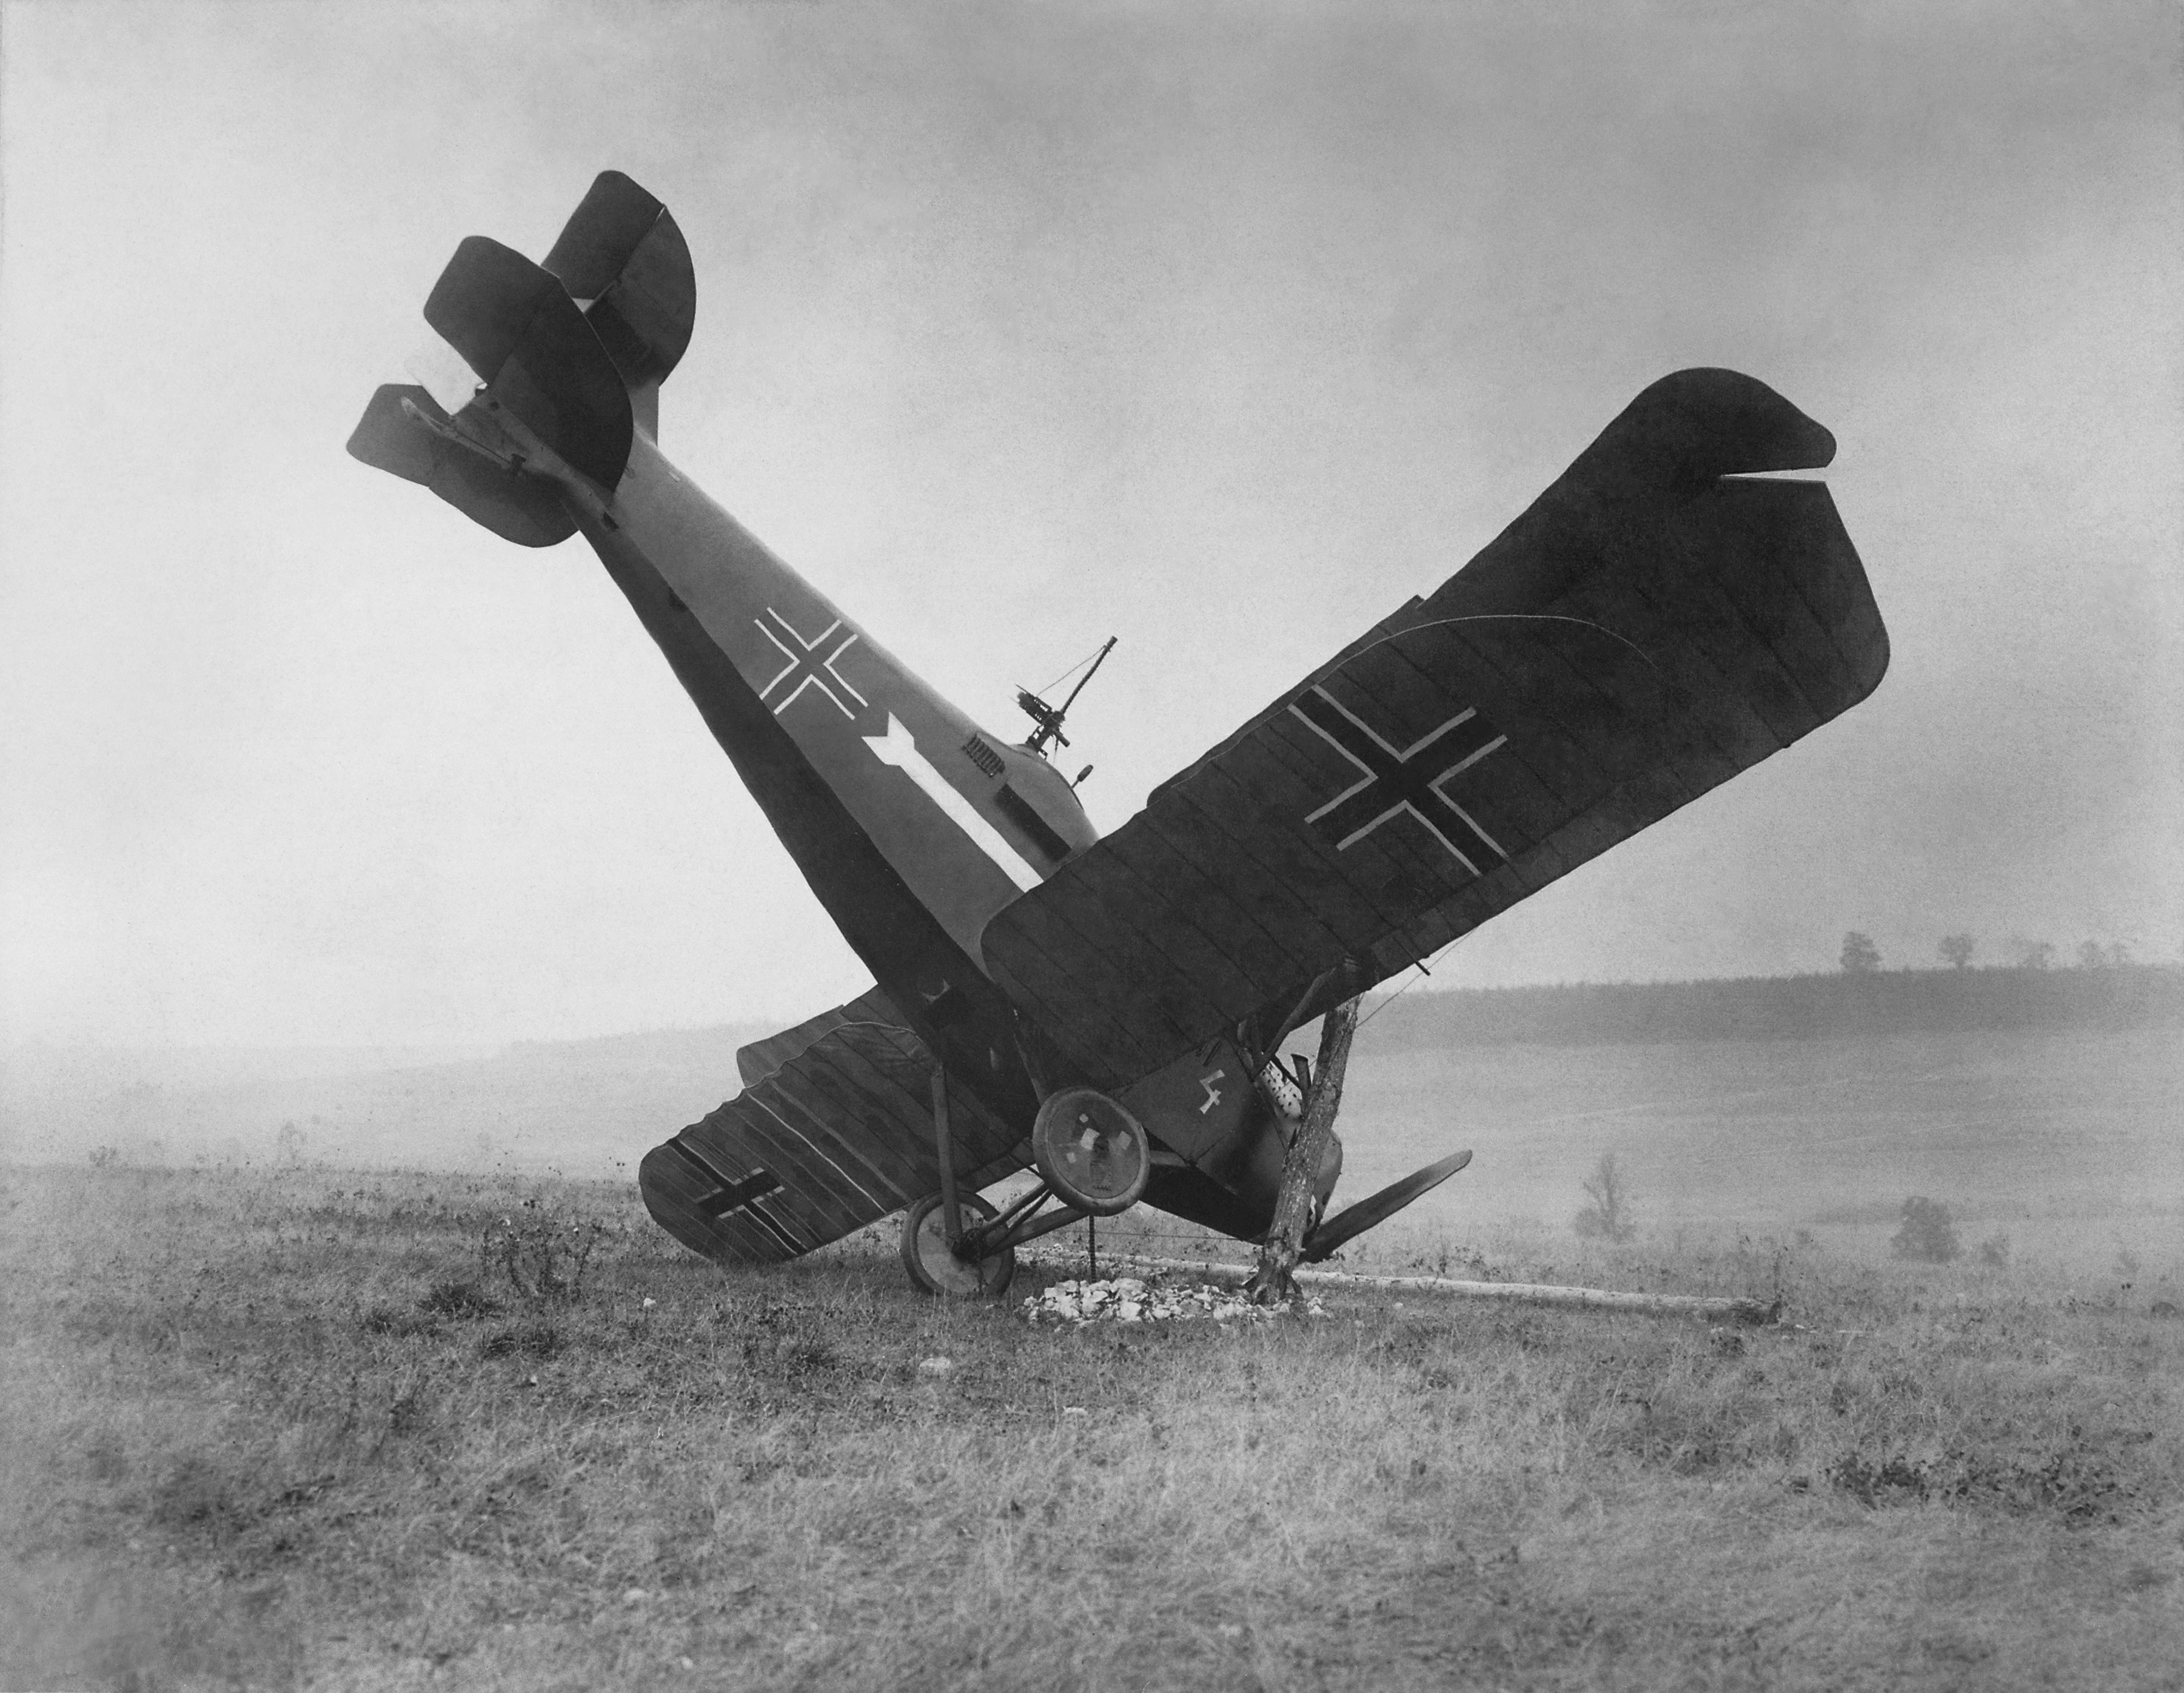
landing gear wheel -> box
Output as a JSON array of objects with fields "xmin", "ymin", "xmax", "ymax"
[
  {"xmin": 1031, "ymin": 1087, "xmax": 1151, "ymax": 1216},
  {"xmin": 900, "ymin": 1192, "xmax": 1015, "ymax": 1298}
]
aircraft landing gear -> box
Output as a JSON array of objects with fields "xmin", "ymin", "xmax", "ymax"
[
  {"xmin": 1031, "ymin": 1087, "xmax": 1151, "ymax": 1215},
  {"xmin": 897, "ymin": 1176, "xmax": 1108, "ymax": 1298},
  {"xmin": 902, "ymin": 1070, "xmax": 1144, "ymax": 1298},
  {"xmin": 900, "ymin": 1192, "xmax": 1015, "ymax": 1297}
]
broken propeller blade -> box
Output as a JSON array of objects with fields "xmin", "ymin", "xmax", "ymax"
[{"xmin": 1299, "ymin": 1148, "xmax": 1473, "ymax": 1264}]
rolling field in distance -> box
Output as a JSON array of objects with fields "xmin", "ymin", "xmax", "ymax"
[{"xmin": 1339, "ymin": 1025, "xmax": 2184, "ymax": 1271}]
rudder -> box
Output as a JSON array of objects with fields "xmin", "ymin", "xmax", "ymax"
[
  {"xmin": 542, "ymin": 170, "xmax": 695, "ymax": 413},
  {"xmin": 424, "ymin": 236, "xmax": 634, "ymax": 489}
]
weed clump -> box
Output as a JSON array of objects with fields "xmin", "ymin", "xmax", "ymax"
[
  {"xmin": 1891, "ymin": 1197, "xmax": 1961, "ymax": 1263},
  {"xmin": 420, "ymin": 1278, "xmax": 500, "ymax": 1319},
  {"xmin": 359, "ymin": 1306, "xmax": 438, "ymax": 1338},
  {"xmin": 152, "ymin": 1455, "xmax": 250, "ymax": 1532},
  {"xmin": 479, "ymin": 1323, "xmax": 562, "ymax": 1360},
  {"xmin": 1828, "ymin": 1442, "xmax": 2143, "ymax": 1523},
  {"xmin": 481, "ymin": 1198, "xmax": 604, "ymax": 1304}
]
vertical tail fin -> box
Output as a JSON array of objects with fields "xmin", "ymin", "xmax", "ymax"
[
  {"xmin": 423, "ymin": 235, "xmax": 634, "ymax": 489},
  {"xmin": 543, "ymin": 171, "xmax": 695, "ymax": 436}
]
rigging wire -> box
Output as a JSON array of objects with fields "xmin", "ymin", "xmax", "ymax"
[
  {"xmin": 1035, "ymin": 641, "xmax": 1113, "ymax": 700},
  {"xmin": 1353, "ymin": 928, "xmax": 1481, "ymax": 1033}
]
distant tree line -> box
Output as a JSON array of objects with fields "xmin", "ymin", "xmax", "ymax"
[
  {"xmin": 1356, "ymin": 961, "xmax": 2184, "ymax": 1051},
  {"xmin": 1839, "ymin": 931, "xmax": 2140, "ymax": 975}
]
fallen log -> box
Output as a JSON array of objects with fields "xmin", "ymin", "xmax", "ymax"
[{"xmin": 1087, "ymin": 1253, "xmax": 1781, "ymax": 1326}]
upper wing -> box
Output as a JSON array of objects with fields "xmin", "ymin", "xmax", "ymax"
[
  {"xmin": 638, "ymin": 988, "xmax": 1028, "ymax": 1264},
  {"xmin": 980, "ymin": 369, "xmax": 1889, "ymax": 1093}
]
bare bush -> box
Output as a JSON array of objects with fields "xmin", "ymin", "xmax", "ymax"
[
  {"xmin": 1573, "ymin": 1152, "xmax": 1638, "ymax": 1242},
  {"xmin": 1891, "ymin": 1196, "xmax": 1961, "ymax": 1264}
]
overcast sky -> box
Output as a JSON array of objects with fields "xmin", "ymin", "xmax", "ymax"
[{"xmin": 2, "ymin": 1, "xmax": 2177, "ymax": 1050}]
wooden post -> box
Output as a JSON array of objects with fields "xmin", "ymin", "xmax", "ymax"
[{"xmin": 1247, "ymin": 990, "xmax": 1361, "ymax": 1305}]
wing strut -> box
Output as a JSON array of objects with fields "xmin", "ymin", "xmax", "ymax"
[{"xmin": 931, "ymin": 1067, "xmax": 965, "ymax": 1248}]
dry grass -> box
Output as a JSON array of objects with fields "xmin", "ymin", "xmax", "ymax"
[{"xmin": 2, "ymin": 1161, "xmax": 2180, "ymax": 1692}]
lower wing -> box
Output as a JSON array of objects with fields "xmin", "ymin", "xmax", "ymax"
[{"xmin": 639, "ymin": 988, "xmax": 1029, "ymax": 1264}]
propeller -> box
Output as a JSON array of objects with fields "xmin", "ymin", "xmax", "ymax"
[{"xmin": 1299, "ymin": 1148, "xmax": 1473, "ymax": 1264}]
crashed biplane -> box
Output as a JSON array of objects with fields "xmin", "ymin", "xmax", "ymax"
[{"xmin": 350, "ymin": 172, "xmax": 1887, "ymax": 1295}]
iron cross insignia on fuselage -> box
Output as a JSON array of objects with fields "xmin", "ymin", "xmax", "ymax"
[
  {"xmin": 755, "ymin": 607, "xmax": 868, "ymax": 719},
  {"xmin": 1290, "ymin": 685, "xmax": 1509, "ymax": 873}
]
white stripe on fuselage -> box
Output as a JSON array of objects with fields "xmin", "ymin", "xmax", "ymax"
[{"xmin": 862, "ymin": 714, "xmax": 1042, "ymax": 893}]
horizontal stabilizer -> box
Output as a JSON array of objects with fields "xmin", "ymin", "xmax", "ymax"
[
  {"xmin": 423, "ymin": 236, "xmax": 633, "ymax": 489},
  {"xmin": 543, "ymin": 170, "xmax": 695, "ymax": 395},
  {"xmin": 346, "ymin": 383, "xmax": 575, "ymax": 547},
  {"xmin": 1300, "ymin": 1149, "xmax": 1472, "ymax": 1263}
]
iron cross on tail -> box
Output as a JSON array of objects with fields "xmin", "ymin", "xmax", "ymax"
[{"xmin": 349, "ymin": 171, "xmax": 1889, "ymax": 1295}]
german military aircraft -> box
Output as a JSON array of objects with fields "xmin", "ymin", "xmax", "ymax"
[{"xmin": 349, "ymin": 172, "xmax": 1887, "ymax": 1295}]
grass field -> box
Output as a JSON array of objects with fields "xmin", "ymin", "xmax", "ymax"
[{"xmin": 4, "ymin": 1158, "xmax": 2181, "ymax": 1692}]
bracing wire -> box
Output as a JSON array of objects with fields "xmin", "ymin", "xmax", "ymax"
[
  {"xmin": 1036, "ymin": 641, "xmax": 1113, "ymax": 700},
  {"xmin": 1353, "ymin": 928, "xmax": 1482, "ymax": 1034}
]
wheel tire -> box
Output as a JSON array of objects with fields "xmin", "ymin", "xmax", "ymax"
[
  {"xmin": 900, "ymin": 1191, "xmax": 1015, "ymax": 1298},
  {"xmin": 1031, "ymin": 1087, "xmax": 1151, "ymax": 1216}
]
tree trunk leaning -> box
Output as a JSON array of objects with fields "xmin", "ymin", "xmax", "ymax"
[{"xmin": 1247, "ymin": 993, "xmax": 1361, "ymax": 1305}]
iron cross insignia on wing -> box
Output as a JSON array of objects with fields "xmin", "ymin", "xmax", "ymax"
[
  {"xmin": 666, "ymin": 1139, "xmax": 805, "ymax": 1256},
  {"xmin": 755, "ymin": 607, "xmax": 868, "ymax": 719},
  {"xmin": 1290, "ymin": 685, "xmax": 1509, "ymax": 873}
]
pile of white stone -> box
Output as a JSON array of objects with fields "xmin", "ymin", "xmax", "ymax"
[{"xmin": 1020, "ymin": 1275, "xmax": 1324, "ymax": 1325}]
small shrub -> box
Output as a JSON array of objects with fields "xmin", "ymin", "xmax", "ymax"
[
  {"xmin": 1891, "ymin": 1197, "xmax": 1960, "ymax": 1264},
  {"xmin": 1977, "ymin": 1231, "xmax": 2011, "ymax": 1268},
  {"xmin": 87, "ymin": 1144, "xmax": 119, "ymax": 1169}
]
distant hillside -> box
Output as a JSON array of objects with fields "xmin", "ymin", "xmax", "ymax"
[
  {"xmin": 11, "ymin": 970, "xmax": 2179, "ymax": 1172},
  {"xmin": 1354, "ymin": 965, "xmax": 2184, "ymax": 1051},
  {"xmin": 0, "ymin": 1022, "xmax": 774, "ymax": 1173}
]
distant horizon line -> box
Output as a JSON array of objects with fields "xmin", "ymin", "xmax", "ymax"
[{"xmin": 8, "ymin": 959, "xmax": 2177, "ymax": 1059}]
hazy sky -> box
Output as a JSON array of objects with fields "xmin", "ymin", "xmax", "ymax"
[{"xmin": 2, "ymin": 1, "xmax": 2178, "ymax": 1049}]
